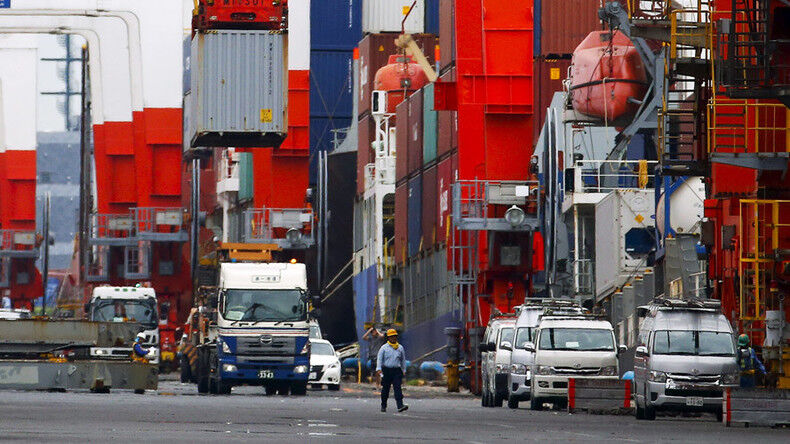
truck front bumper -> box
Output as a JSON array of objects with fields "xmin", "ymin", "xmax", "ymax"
[
  {"xmin": 532, "ymin": 375, "xmax": 619, "ymax": 399},
  {"xmin": 508, "ymin": 371, "xmax": 531, "ymax": 400},
  {"xmin": 218, "ymin": 358, "xmax": 309, "ymax": 383},
  {"xmin": 645, "ymin": 380, "xmax": 727, "ymax": 412}
]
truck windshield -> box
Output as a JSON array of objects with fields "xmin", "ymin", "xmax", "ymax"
[
  {"xmin": 223, "ymin": 289, "xmax": 306, "ymax": 322},
  {"xmin": 653, "ymin": 330, "xmax": 734, "ymax": 356},
  {"xmin": 91, "ymin": 299, "xmax": 157, "ymax": 327},
  {"xmin": 499, "ymin": 327, "xmax": 514, "ymax": 347},
  {"xmin": 539, "ymin": 328, "xmax": 614, "ymax": 351},
  {"xmin": 514, "ymin": 327, "xmax": 534, "ymax": 348}
]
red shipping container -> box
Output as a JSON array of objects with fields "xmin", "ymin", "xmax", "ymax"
[
  {"xmin": 357, "ymin": 114, "xmax": 375, "ymax": 195},
  {"xmin": 533, "ymin": 57, "xmax": 572, "ymax": 143},
  {"xmin": 407, "ymin": 89, "xmax": 424, "ymax": 174},
  {"xmin": 394, "ymin": 183, "xmax": 409, "ymax": 264},
  {"xmin": 439, "ymin": 0, "xmax": 455, "ymax": 72},
  {"xmin": 540, "ymin": 0, "xmax": 601, "ymax": 55},
  {"xmin": 395, "ymin": 99, "xmax": 410, "ymax": 182},
  {"xmin": 437, "ymin": 68, "xmax": 457, "ymax": 156},
  {"xmin": 436, "ymin": 155, "xmax": 453, "ymax": 244},
  {"xmin": 358, "ymin": 33, "xmax": 437, "ymax": 116},
  {"xmin": 422, "ymin": 165, "xmax": 438, "ymax": 249}
]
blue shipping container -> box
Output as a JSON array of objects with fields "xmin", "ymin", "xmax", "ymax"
[
  {"xmin": 310, "ymin": 116, "xmax": 353, "ymax": 183},
  {"xmin": 311, "ymin": 0, "xmax": 362, "ymax": 51},
  {"xmin": 407, "ymin": 174, "xmax": 423, "ymax": 257},
  {"xmin": 534, "ymin": 0, "xmax": 542, "ymax": 56},
  {"xmin": 310, "ymin": 50, "xmax": 355, "ymax": 118},
  {"xmin": 424, "ymin": 0, "xmax": 440, "ymax": 36}
]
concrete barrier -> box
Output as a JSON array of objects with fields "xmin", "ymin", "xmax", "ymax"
[
  {"xmin": 567, "ymin": 379, "xmax": 633, "ymax": 415},
  {"xmin": 724, "ymin": 388, "xmax": 790, "ymax": 427}
]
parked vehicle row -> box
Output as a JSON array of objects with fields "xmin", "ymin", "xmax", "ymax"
[{"xmin": 480, "ymin": 297, "xmax": 740, "ymax": 422}]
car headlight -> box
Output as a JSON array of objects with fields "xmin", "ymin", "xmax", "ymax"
[
  {"xmin": 222, "ymin": 364, "xmax": 237, "ymax": 373},
  {"xmin": 648, "ymin": 370, "xmax": 667, "ymax": 383},
  {"xmin": 600, "ymin": 365, "xmax": 618, "ymax": 376},
  {"xmin": 511, "ymin": 364, "xmax": 527, "ymax": 374},
  {"xmin": 293, "ymin": 365, "xmax": 309, "ymax": 374},
  {"xmin": 93, "ymin": 348, "xmax": 108, "ymax": 356},
  {"xmin": 536, "ymin": 365, "xmax": 555, "ymax": 375},
  {"xmin": 720, "ymin": 372, "xmax": 739, "ymax": 385},
  {"xmin": 221, "ymin": 340, "xmax": 231, "ymax": 354}
]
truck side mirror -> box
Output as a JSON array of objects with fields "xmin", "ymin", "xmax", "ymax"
[
  {"xmin": 500, "ymin": 341, "xmax": 512, "ymax": 351},
  {"xmin": 635, "ymin": 345, "xmax": 648, "ymax": 357},
  {"xmin": 522, "ymin": 342, "xmax": 535, "ymax": 353},
  {"xmin": 618, "ymin": 345, "xmax": 628, "ymax": 355}
]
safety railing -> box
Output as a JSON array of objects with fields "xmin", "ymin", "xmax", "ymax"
[
  {"xmin": 0, "ymin": 230, "xmax": 38, "ymax": 257},
  {"xmin": 452, "ymin": 180, "xmax": 539, "ymax": 231},
  {"xmin": 89, "ymin": 213, "xmax": 136, "ymax": 245},
  {"xmin": 133, "ymin": 207, "xmax": 188, "ymax": 242},
  {"xmin": 708, "ymin": 99, "xmax": 789, "ymax": 155},
  {"xmin": 572, "ymin": 160, "xmax": 656, "ymax": 193},
  {"xmin": 243, "ymin": 207, "xmax": 315, "ymax": 248}
]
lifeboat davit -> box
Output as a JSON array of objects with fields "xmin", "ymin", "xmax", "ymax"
[
  {"xmin": 570, "ymin": 31, "xmax": 648, "ymax": 123},
  {"xmin": 374, "ymin": 54, "xmax": 429, "ymax": 114}
]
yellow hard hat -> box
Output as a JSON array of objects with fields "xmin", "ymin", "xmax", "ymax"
[{"xmin": 386, "ymin": 329, "xmax": 398, "ymax": 337}]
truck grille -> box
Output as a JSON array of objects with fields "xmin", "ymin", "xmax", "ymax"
[
  {"xmin": 235, "ymin": 336, "xmax": 296, "ymax": 356},
  {"xmin": 666, "ymin": 373, "xmax": 720, "ymax": 383},
  {"xmin": 552, "ymin": 367, "xmax": 601, "ymax": 376}
]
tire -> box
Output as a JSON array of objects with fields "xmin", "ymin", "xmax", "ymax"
[
  {"xmin": 530, "ymin": 396, "xmax": 542, "ymax": 411},
  {"xmin": 493, "ymin": 392, "xmax": 504, "ymax": 407},
  {"xmin": 180, "ymin": 356, "xmax": 191, "ymax": 383},
  {"xmin": 715, "ymin": 409, "xmax": 723, "ymax": 423},
  {"xmin": 291, "ymin": 382, "xmax": 308, "ymax": 396},
  {"xmin": 217, "ymin": 380, "xmax": 232, "ymax": 395},
  {"xmin": 481, "ymin": 391, "xmax": 488, "ymax": 407},
  {"xmin": 328, "ymin": 384, "xmax": 340, "ymax": 392},
  {"xmin": 197, "ymin": 377, "xmax": 209, "ymax": 394},
  {"xmin": 643, "ymin": 388, "xmax": 656, "ymax": 420},
  {"xmin": 635, "ymin": 401, "xmax": 645, "ymax": 420},
  {"xmin": 264, "ymin": 385, "xmax": 277, "ymax": 396},
  {"xmin": 277, "ymin": 384, "xmax": 290, "ymax": 396},
  {"xmin": 507, "ymin": 396, "xmax": 519, "ymax": 409},
  {"xmin": 134, "ymin": 389, "xmax": 145, "ymax": 395}
]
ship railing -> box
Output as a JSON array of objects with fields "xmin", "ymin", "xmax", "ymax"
[
  {"xmin": 0, "ymin": 230, "xmax": 38, "ymax": 258},
  {"xmin": 243, "ymin": 207, "xmax": 315, "ymax": 248},
  {"xmin": 708, "ymin": 99, "xmax": 789, "ymax": 159},
  {"xmin": 452, "ymin": 180, "xmax": 539, "ymax": 232},
  {"xmin": 133, "ymin": 207, "xmax": 188, "ymax": 242},
  {"xmin": 89, "ymin": 213, "xmax": 137, "ymax": 246},
  {"xmin": 572, "ymin": 160, "xmax": 657, "ymax": 194}
]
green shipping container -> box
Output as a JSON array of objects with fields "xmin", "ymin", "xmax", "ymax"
[
  {"xmin": 238, "ymin": 152, "xmax": 254, "ymax": 201},
  {"xmin": 422, "ymin": 83, "xmax": 437, "ymax": 165}
]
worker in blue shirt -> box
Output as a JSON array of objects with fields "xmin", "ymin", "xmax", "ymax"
[
  {"xmin": 737, "ymin": 334, "xmax": 766, "ymax": 388},
  {"xmin": 132, "ymin": 332, "xmax": 153, "ymax": 362},
  {"xmin": 376, "ymin": 329, "xmax": 409, "ymax": 413}
]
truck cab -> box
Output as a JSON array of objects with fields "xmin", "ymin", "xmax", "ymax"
[
  {"xmin": 208, "ymin": 262, "xmax": 311, "ymax": 395},
  {"xmin": 87, "ymin": 286, "xmax": 159, "ymax": 364},
  {"xmin": 633, "ymin": 298, "xmax": 738, "ymax": 421},
  {"xmin": 530, "ymin": 315, "xmax": 622, "ymax": 410}
]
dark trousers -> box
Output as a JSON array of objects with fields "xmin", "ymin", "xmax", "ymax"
[{"xmin": 381, "ymin": 367, "xmax": 404, "ymax": 408}]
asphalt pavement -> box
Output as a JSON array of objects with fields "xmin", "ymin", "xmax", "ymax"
[{"xmin": 0, "ymin": 380, "xmax": 786, "ymax": 443}]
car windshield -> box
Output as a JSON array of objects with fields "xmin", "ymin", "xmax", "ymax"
[
  {"xmin": 515, "ymin": 327, "xmax": 534, "ymax": 348},
  {"xmin": 538, "ymin": 328, "xmax": 615, "ymax": 351},
  {"xmin": 653, "ymin": 330, "xmax": 734, "ymax": 356},
  {"xmin": 91, "ymin": 299, "xmax": 157, "ymax": 327},
  {"xmin": 499, "ymin": 327, "xmax": 514, "ymax": 347},
  {"xmin": 222, "ymin": 289, "xmax": 306, "ymax": 322},
  {"xmin": 311, "ymin": 342, "xmax": 335, "ymax": 356}
]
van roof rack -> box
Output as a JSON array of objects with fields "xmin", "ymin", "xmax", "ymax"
[
  {"xmin": 539, "ymin": 313, "xmax": 607, "ymax": 322},
  {"xmin": 653, "ymin": 297, "xmax": 721, "ymax": 310}
]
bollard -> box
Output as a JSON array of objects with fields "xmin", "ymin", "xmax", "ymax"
[{"xmin": 445, "ymin": 327, "xmax": 462, "ymax": 392}]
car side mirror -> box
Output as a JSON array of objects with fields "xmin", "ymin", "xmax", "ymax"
[
  {"xmin": 635, "ymin": 345, "xmax": 647, "ymax": 357},
  {"xmin": 522, "ymin": 342, "xmax": 535, "ymax": 353},
  {"xmin": 83, "ymin": 303, "xmax": 91, "ymax": 316},
  {"xmin": 618, "ymin": 345, "xmax": 627, "ymax": 355},
  {"xmin": 500, "ymin": 341, "xmax": 512, "ymax": 351}
]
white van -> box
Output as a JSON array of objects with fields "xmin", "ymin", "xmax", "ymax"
[
  {"xmin": 480, "ymin": 315, "xmax": 516, "ymax": 407},
  {"xmin": 530, "ymin": 315, "xmax": 623, "ymax": 410}
]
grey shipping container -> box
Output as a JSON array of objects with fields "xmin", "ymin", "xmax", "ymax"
[
  {"xmin": 407, "ymin": 174, "xmax": 423, "ymax": 257},
  {"xmin": 190, "ymin": 30, "xmax": 287, "ymax": 148},
  {"xmin": 363, "ymin": 0, "xmax": 425, "ymax": 34}
]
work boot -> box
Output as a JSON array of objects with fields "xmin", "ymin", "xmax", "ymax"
[{"xmin": 397, "ymin": 404, "xmax": 409, "ymax": 412}]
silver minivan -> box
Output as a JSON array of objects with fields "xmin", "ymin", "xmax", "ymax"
[
  {"xmin": 633, "ymin": 299, "xmax": 739, "ymax": 421},
  {"xmin": 480, "ymin": 315, "xmax": 516, "ymax": 407}
]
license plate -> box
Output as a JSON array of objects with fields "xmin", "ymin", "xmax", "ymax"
[
  {"xmin": 686, "ymin": 396, "xmax": 704, "ymax": 407},
  {"xmin": 309, "ymin": 372, "xmax": 317, "ymax": 379},
  {"xmin": 258, "ymin": 370, "xmax": 274, "ymax": 379}
]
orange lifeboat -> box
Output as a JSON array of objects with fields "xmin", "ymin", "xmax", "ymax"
[
  {"xmin": 570, "ymin": 31, "xmax": 648, "ymax": 123},
  {"xmin": 374, "ymin": 55, "xmax": 430, "ymax": 115}
]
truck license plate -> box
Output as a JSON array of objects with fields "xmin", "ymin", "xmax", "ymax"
[
  {"xmin": 686, "ymin": 397, "xmax": 703, "ymax": 407},
  {"xmin": 258, "ymin": 370, "xmax": 274, "ymax": 379}
]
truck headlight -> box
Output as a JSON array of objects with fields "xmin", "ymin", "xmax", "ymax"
[
  {"xmin": 720, "ymin": 373, "xmax": 739, "ymax": 385},
  {"xmin": 293, "ymin": 365, "xmax": 309, "ymax": 374},
  {"xmin": 600, "ymin": 365, "xmax": 618, "ymax": 376},
  {"xmin": 222, "ymin": 364, "xmax": 237, "ymax": 373},
  {"xmin": 511, "ymin": 364, "xmax": 528, "ymax": 375},
  {"xmin": 536, "ymin": 365, "xmax": 555, "ymax": 375},
  {"xmin": 648, "ymin": 370, "xmax": 667, "ymax": 383},
  {"xmin": 92, "ymin": 348, "xmax": 108, "ymax": 356},
  {"xmin": 222, "ymin": 340, "xmax": 231, "ymax": 354}
]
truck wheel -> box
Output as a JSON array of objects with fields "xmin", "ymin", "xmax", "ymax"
[
  {"xmin": 635, "ymin": 402, "xmax": 645, "ymax": 420},
  {"xmin": 328, "ymin": 384, "xmax": 340, "ymax": 392},
  {"xmin": 530, "ymin": 396, "xmax": 542, "ymax": 411},
  {"xmin": 493, "ymin": 392, "xmax": 504, "ymax": 407},
  {"xmin": 180, "ymin": 356, "xmax": 192, "ymax": 383},
  {"xmin": 134, "ymin": 389, "xmax": 145, "ymax": 395},
  {"xmin": 277, "ymin": 384, "xmax": 290, "ymax": 396},
  {"xmin": 264, "ymin": 385, "xmax": 277, "ymax": 396},
  {"xmin": 209, "ymin": 377, "xmax": 218, "ymax": 394},
  {"xmin": 217, "ymin": 380, "xmax": 232, "ymax": 395},
  {"xmin": 197, "ymin": 377, "xmax": 209, "ymax": 394},
  {"xmin": 643, "ymin": 388, "xmax": 656, "ymax": 420},
  {"xmin": 291, "ymin": 382, "xmax": 307, "ymax": 396},
  {"xmin": 507, "ymin": 396, "xmax": 519, "ymax": 409}
]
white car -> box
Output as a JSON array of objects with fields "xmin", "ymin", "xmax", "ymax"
[{"xmin": 309, "ymin": 339, "xmax": 341, "ymax": 391}]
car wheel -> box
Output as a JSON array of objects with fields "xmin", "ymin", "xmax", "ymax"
[
  {"xmin": 481, "ymin": 391, "xmax": 488, "ymax": 407},
  {"xmin": 217, "ymin": 380, "xmax": 232, "ymax": 395},
  {"xmin": 291, "ymin": 382, "xmax": 308, "ymax": 396},
  {"xmin": 715, "ymin": 409, "xmax": 723, "ymax": 423},
  {"xmin": 328, "ymin": 384, "xmax": 340, "ymax": 392},
  {"xmin": 493, "ymin": 392, "xmax": 504, "ymax": 407},
  {"xmin": 643, "ymin": 389, "xmax": 656, "ymax": 420},
  {"xmin": 134, "ymin": 389, "xmax": 145, "ymax": 395},
  {"xmin": 197, "ymin": 376, "xmax": 209, "ymax": 394},
  {"xmin": 507, "ymin": 396, "xmax": 519, "ymax": 409},
  {"xmin": 635, "ymin": 401, "xmax": 645, "ymax": 420},
  {"xmin": 530, "ymin": 395, "xmax": 542, "ymax": 411}
]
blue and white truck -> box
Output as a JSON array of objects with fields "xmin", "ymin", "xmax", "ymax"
[{"xmin": 194, "ymin": 262, "xmax": 312, "ymax": 395}]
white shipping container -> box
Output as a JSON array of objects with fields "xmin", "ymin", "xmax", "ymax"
[
  {"xmin": 363, "ymin": 0, "xmax": 425, "ymax": 33},
  {"xmin": 594, "ymin": 189, "xmax": 655, "ymax": 300}
]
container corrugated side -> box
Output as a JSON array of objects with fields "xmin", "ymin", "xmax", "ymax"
[
  {"xmin": 425, "ymin": 0, "xmax": 440, "ymax": 35},
  {"xmin": 183, "ymin": 36, "xmax": 191, "ymax": 94},
  {"xmin": 421, "ymin": 165, "xmax": 438, "ymax": 248},
  {"xmin": 395, "ymin": 183, "xmax": 409, "ymax": 264},
  {"xmin": 357, "ymin": 114, "xmax": 374, "ymax": 195},
  {"xmin": 311, "ymin": 0, "xmax": 362, "ymax": 50},
  {"xmin": 538, "ymin": 0, "xmax": 601, "ymax": 55},
  {"xmin": 310, "ymin": 50, "xmax": 354, "ymax": 118},
  {"xmin": 358, "ymin": 33, "xmax": 437, "ymax": 116},
  {"xmin": 422, "ymin": 83, "xmax": 437, "ymax": 165},
  {"xmin": 395, "ymin": 99, "xmax": 409, "ymax": 182},
  {"xmin": 407, "ymin": 89, "xmax": 424, "ymax": 174},
  {"xmin": 238, "ymin": 152, "xmax": 254, "ymax": 201},
  {"xmin": 363, "ymin": 0, "xmax": 425, "ymax": 33},
  {"xmin": 407, "ymin": 173, "xmax": 423, "ymax": 257},
  {"xmin": 439, "ymin": 0, "xmax": 455, "ymax": 72},
  {"xmin": 534, "ymin": 57, "xmax": 572, "ymax": 143},
  {"xmin": 191, "ymin": 31, "xmax": 286, "ymax": 148}
]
